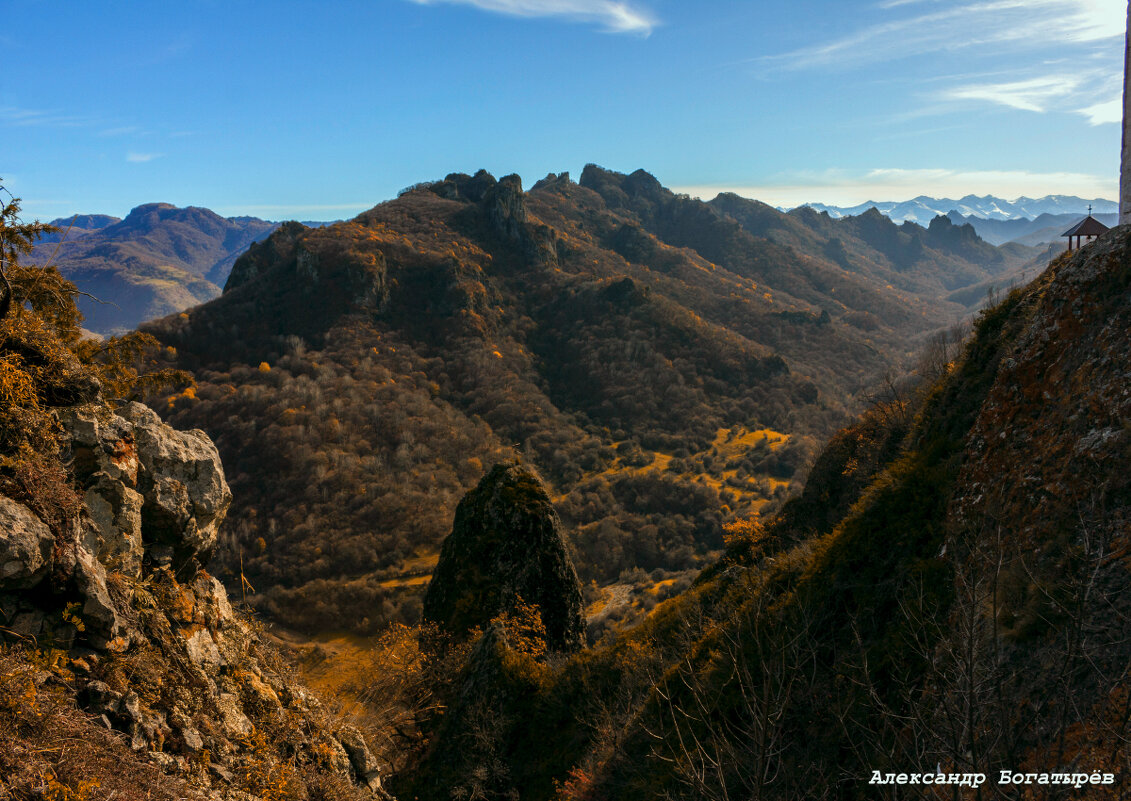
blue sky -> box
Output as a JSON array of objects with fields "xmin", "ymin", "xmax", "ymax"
[{"xmin": 1, "ymin": 0, "xmax": 1125, "ymax": 221}]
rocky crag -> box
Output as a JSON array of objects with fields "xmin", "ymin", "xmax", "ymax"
[{"xmin": 0, "ymin": 338, "xmax": 387, "ymax": 799}]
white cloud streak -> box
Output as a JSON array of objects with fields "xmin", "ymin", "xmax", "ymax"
[
  {"xmin": 126, "ymin": 152, "xmax": 163, "ymax": 163},
  {"xmin": 942, "ymin": 75, "xmax": 1083, "ymax": 112},
  {"xmin": 0, "ymin": 106, "xmax": 93, "ymax": 128},
  {"xmin": 875, "ymin": 0, "xmax": 938, "ymax": 9},
  {"xmin": 674, "ymin": 167, "xmax": 1117, "ymax": 208},
  {"xmin": 941, "ymin": 67, "xmax": 1121, "ymax": 122},
  {"xmin": 767, "ymin": 0, "xmax": 1123, "ymax": 71},
  {"xmin": 406, "ymin": 0, "xmax": 657, "ymax": 34},
  {"xmin": 1078, "ymin": 96, "xmax": 1121, "ymax": 124}
]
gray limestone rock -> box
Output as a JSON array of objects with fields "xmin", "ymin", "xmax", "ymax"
[
  {"xmin": 59, "ymin": 405, "xmax": 140, "ymax": 485},
  {"xmin": 337, "ymin": 725, "xmax": 383, "ymax": 789},
  {"xmin": 180, "ymin": 726, "xmax": 204, "ymax": 753},
  {"xmin": 0, "ymin": 496, "xmax": 54, "ymax": 589},
  {"xmin": 191, "ymin": 573, "xmax": 235, "ymax": 629},
  {"xmin": 184, "ymin": 629, "xmax": 223, "ymax": 671},
  {"xmin": 215, "ymin": 693, "xmax": 253, "ymax": 739},
  {"xmin": 118, "ymin": 402, "xmax": 232, "ymax": 564},
  {"xmin": 59, "ymin": 402, "xmax": 231, "ymax": 568},
  {"xmin": 73, "ymin": 545, "xmax": 123, "ymax": 647},
  {"xmin": 82, "ymin": 680, "xmax": 120, "ymax": 717},
  {"xmin": 82, "ymin": 474, "xmax": 144, "ymax": 577}
]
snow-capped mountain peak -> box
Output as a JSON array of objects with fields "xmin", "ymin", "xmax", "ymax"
[{"xmin": 790, "ymin": 195, "xmax": 1116, "ymax": 227}]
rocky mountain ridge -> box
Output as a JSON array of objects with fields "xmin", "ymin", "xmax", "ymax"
[{"xmin": 946, "ymin": 209, "xmax": 1119, "ymax": 247}]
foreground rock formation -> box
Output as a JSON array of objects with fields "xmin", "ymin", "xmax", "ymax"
[{"xmin": 0, "ymin": 396, "xmax": 389, "ymax": 800}]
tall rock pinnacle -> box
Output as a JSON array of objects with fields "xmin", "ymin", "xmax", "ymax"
[{"xmin": 422, "ymin": 461, "xmax": 585, "ymax": 652}]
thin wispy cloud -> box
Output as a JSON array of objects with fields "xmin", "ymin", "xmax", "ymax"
[
  {"xmin": 876, "ymin": 0, "xmax": 938, "ymax": 8},
  {"xmin": 942, "ymin": 75, "xmax": 1082, "ymax": 113},
  {"xmin": 100, "ymin": 126, "xmax": 143, "ymax": 137},
  {"xmin": 766, "ymin": 0, "xmax": 1123, "ymax": 71},
  {"xmin": 763, "ymin": 0, "xmax": 1124, "ymax": 127},
  {"xmin": 406, "ymin": 0, "xmax": 657, "ymax": 34},
  {"xmin": 940, "ymin": 67, "xmax": 1121, "ymax": 122},
  {"xmin": 0, "ymin": 106, "xmax": 93, "ymax": 128},
  {"xmin": 126, "ymin": 152, "xmax": 163, "ymax": 163},
  {"xmin": 674, "ymin": 166, "xmax": 1117, "ymax": 208}
]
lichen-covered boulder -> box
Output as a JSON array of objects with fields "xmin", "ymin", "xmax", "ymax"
[
  {"xmin": 0, "ymin": 496, "xmax": 54, "ymax": 589},
  {"xmin": 423, "ymin": 461, "xmax": 584, "ymax": 651},
  {"xmin": 59, "ymin": 403, "xmax": 231, "ymax": 571}
]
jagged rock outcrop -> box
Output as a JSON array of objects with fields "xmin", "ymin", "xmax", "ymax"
[
  {"xmin": 483, "ymin": 174, "xmax": 527, "ymax": 241},
  {"xmin": 422, "ymin": 461, "xmax": 584, "ymax": 651},
  {"xmin": 225, "ymin": 220, "xmax": 307, "ymax": 293},
  {"xmin": 62, "ymin": 402, "xmax": 232, "ymax": 573},
  {"xmin": 432, "ymin": 170, "xmax": 544, "ymax": 252},
  {"xmin": 0, "ymin": 396, "xmax": 390, "ymax": 799},
  {"xmin": 530, "ymin": 171, "xmax": 570, "ymax": 192}
]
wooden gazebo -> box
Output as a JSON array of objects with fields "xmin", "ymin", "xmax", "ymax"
[{"xmin": 1062, "ymin": 214, "xmax": 1110, "ymax": 252}]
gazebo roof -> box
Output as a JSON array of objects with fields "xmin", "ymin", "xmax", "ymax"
[{"xmin": 1062, "ymin": 216, "xmax": 1110, "ymax": 238}]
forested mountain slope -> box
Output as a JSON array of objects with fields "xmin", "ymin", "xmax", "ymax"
[{"xmin": 144, "ymin": 166, "xmax": 1036, "ymax": 635}]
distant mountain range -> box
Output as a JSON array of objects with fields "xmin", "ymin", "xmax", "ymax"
[
  {"xmin": 30, "ymin": 205, "xmax": 334, "ymax": 336},
  {"xmin": 944, "ymin": 210, "xmax": 1118, "ymax": 247},
  {"xmin": 798, "ymin": 194, "xmax": 1116, "ymax": 227}
]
